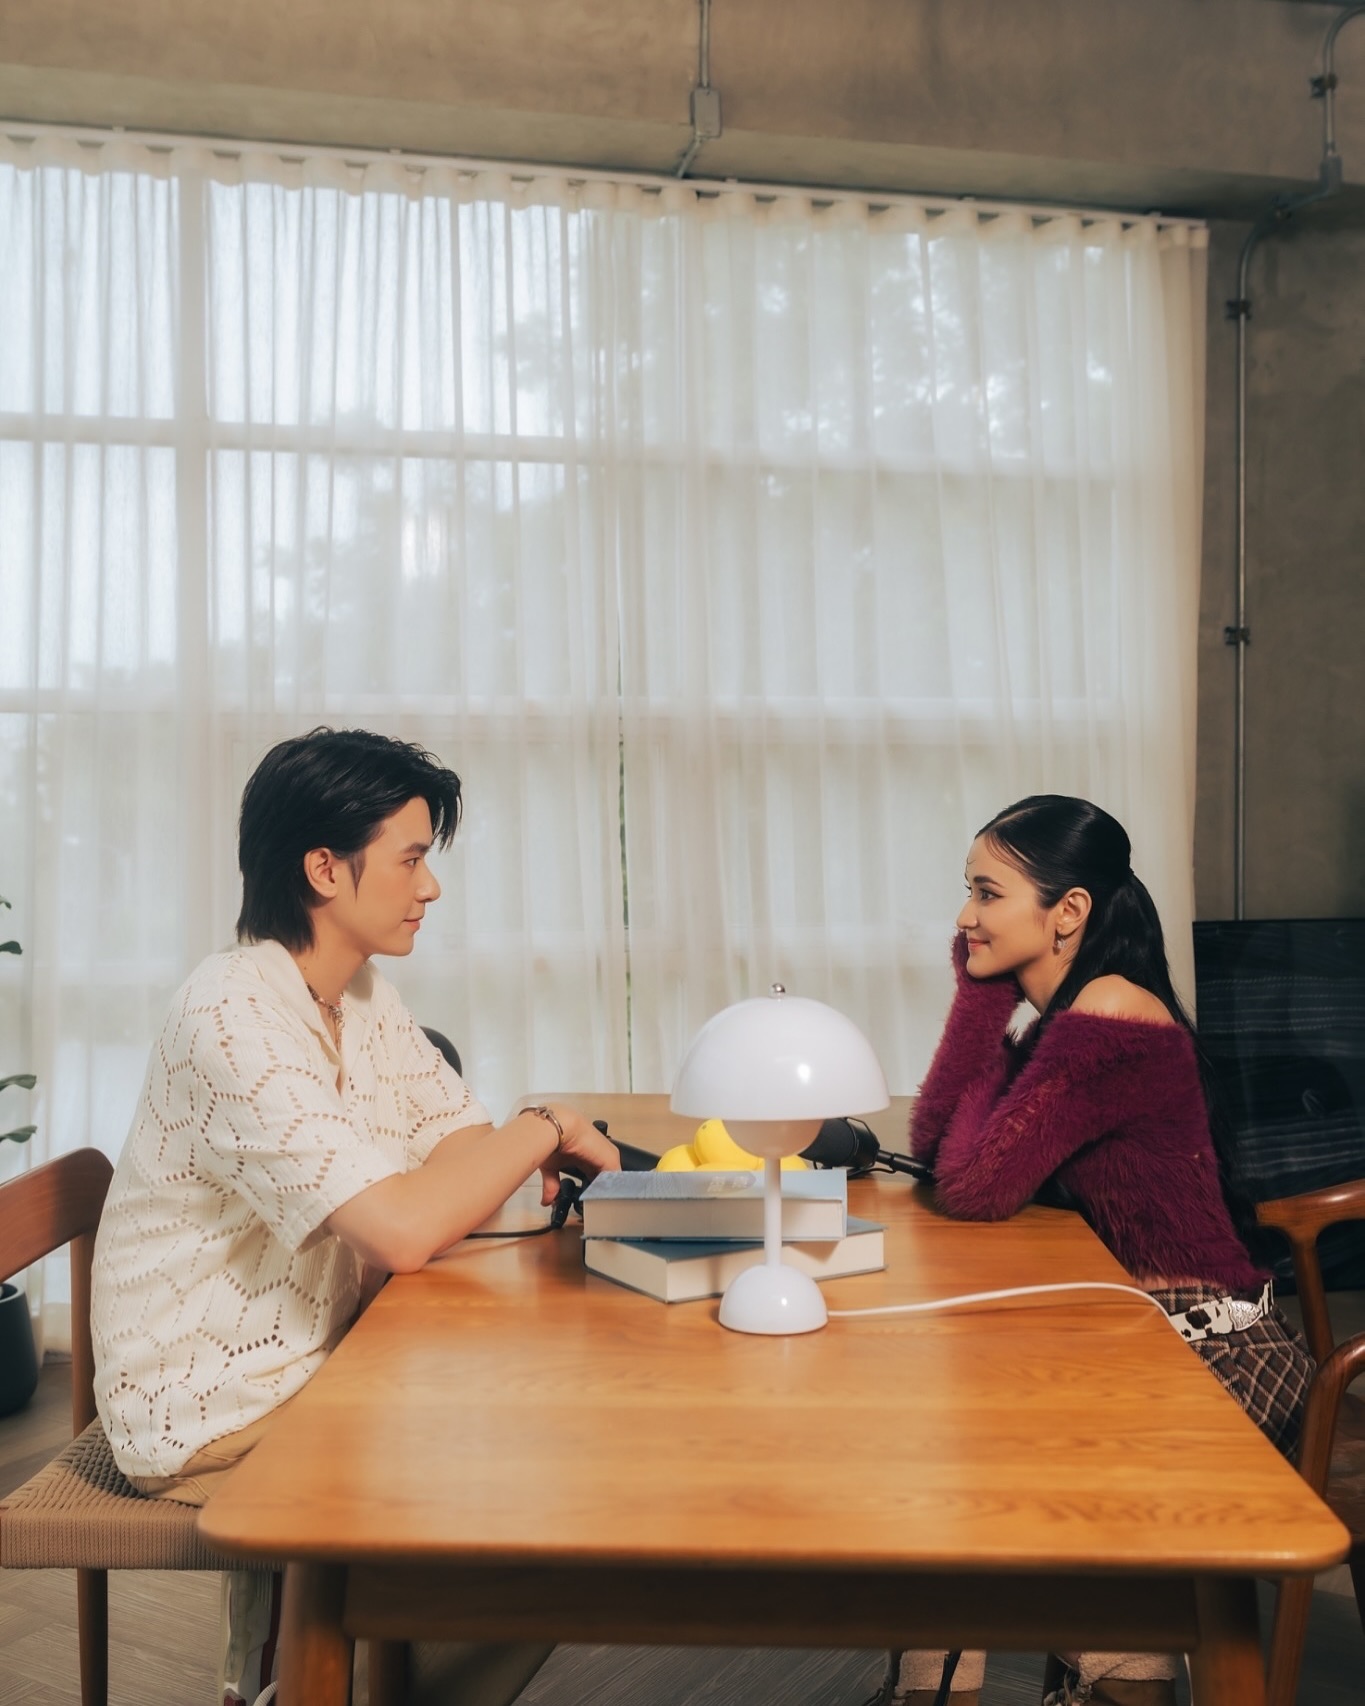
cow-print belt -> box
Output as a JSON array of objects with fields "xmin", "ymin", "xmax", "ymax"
[{"xmin": 1164, "ymin": 1278, "xmax": 1274, "ymax": 1344}]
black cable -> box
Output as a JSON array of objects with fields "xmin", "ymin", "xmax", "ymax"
[
  {"xmin": 802, "ymin": 1115, "xmax": 936, "ymax": 1185},
  {"xmin": 549, "ymin": 1175, "xmax": 586, "ymax": 1228},
  {"xmin": 464, "ymin": 1224, "xmax": 557, "ymax": 1239},
  {"xmin": 932, "ymin": 1651, "xmax": 962, "ymax": 1706},
  {"xmin": 465, "ymin": 1176, "xmax": 585, "ymax": 1238},
  {"xmin": 861, "ymin": 1648, "xmax": 962, "ymax": 1706},
  {"xmin": 869, "ymin": 1153, "xmax": 936, "ymax": 1185}
]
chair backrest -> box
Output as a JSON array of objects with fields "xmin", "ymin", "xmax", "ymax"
[
  {"xmin": 1256, "ymin": 1177, "xmax": 1365, "ymax": 1364},
  {"xmin": 0, "ymin": 1147, "xmax": 113, "ymax": 1436},
  {"xmin": 1295, "ymin": 1333, "xmax": 1365, "ymax": 1493},
  {"xmin": 421, "ymin": 1026, "xmax": 462, "ymax": 1077}
]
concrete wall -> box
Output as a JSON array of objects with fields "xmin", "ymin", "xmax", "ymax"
[
  {"xmin": 3, "ymin": 1, "xmax": 1363, "ymax": 213},
  {"xmin": 1197, "ymin": 210, "xmax": 1365, "ymax": 920}
]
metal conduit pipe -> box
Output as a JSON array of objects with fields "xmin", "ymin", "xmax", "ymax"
[
  {"xmin": 1229, "ymin": 2, "xmax": 1365, "ymax": 919},
  {"xmin": 1319, "ymin": 3, "xmax": 1365, "ymax": 185},
  {"xmin": 676, "ymin": 0, "xmax": 720, "ymax": 179}
]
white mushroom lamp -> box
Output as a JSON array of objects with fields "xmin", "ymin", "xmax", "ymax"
[{"xmin": 670, "ymin": 984, "xmax": 889, "ymax": 1336}]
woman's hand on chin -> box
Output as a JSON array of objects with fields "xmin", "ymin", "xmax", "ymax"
[{"xmin": 951, "ymin": 931, "xmax": 1021, "ymax": 1003}]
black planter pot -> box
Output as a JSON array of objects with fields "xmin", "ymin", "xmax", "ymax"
[{"xmin": 0, "ymin": 1280, "xmax": 39, "ymax": 1416}]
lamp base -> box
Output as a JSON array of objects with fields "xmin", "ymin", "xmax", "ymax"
[{"xmin": 718, "ymin": 1261, "xmax": 829, "ymax": 1336}]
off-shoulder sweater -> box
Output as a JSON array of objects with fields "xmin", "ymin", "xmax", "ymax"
[{"xmin": 910, "ymin": 968, "xmax": 1263, "ymax": 1292}]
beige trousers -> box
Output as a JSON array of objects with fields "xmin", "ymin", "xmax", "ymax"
[
  {"xmin": 125, "ymin": 1408, "xmax": 300, "ymax": 1702},
  {"xmin": 127, "ymin": 1402, "xmax": 293, "ymax": 1507}
]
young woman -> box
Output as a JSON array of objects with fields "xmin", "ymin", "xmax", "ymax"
[{"xmin": 882, "ymin": 795, "xmax": 1312, "ymax": 1706}]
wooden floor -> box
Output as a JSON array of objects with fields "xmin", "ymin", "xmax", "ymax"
[{"xmin": 3, "ymin": 1297, "xmax": 1362, "ymax": 1706}]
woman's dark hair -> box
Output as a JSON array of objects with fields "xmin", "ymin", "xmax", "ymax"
[
  {"xmin": 980, "ymin": 793, "xmax": 1264, "ymax": 1251},
  {"xmin": 236, "ymin": 727, "xmax": 462, "ymax": 952},
  {"xmin": 977, "ymin": 794, "xmax": 1190, "ymax": 1031}
]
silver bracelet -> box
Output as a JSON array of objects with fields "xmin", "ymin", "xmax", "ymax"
[{"xmin": 527, "ymin": 1104, "xmax": 565, "ymax": 1143}]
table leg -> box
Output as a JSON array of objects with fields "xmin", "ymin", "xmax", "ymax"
[
  {"xmin": 279, "ymin": 1561, "xmax": 353, "ymax": 1706},
  {"xmin": 1188, "ymin": 1578, "xmax": 1264, "ymax": 1706},
  {"xmin": 367, "ymin": 1639, "xmax": 410, "ymax": 1706}
]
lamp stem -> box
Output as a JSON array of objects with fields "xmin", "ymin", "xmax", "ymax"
[{"xmin": 764, "ymin": 1155, "xmax": 783, "ymax": 1267}]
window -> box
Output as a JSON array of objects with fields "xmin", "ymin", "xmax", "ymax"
[{"xmin": 1, "ymin": 135, "xmax": 1207, "ymax": 1175}]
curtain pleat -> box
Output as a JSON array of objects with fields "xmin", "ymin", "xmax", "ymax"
[{"xmin": 0, "ymin": 135, "xmax": 1207, "ymax": 1344}]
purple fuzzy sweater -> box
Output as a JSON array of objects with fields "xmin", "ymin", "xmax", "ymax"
[{"xmin": 910, "ymin": 953, "xmax": 1263, "ymax": 1291}]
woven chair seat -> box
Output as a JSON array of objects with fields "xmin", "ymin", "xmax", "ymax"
[{"xmin": 0, "ymin": 1418, "xmax": 267, "ymax": 1571}]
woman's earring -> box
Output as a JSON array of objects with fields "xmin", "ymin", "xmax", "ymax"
[{"xmin": 1053, "ymin": 931, "xmax": 1066, "ymax": 955}]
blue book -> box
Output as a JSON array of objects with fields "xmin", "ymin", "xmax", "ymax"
[
  {"xmin": 578, "ymin": 1168, "xmax": 847, "ymax": 1242},
  {"xmin": 583, "ymin": 1216, "xmax": 885, "ymax": 1303}
]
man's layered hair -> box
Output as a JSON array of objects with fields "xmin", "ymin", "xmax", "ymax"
[{"xmin": 236, "ymin": 727, "xmax": 462, "ymax": 951}]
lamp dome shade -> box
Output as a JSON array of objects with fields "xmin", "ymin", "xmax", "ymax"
[{"xmin": 670, "ymin": 990, "xmax": 889, "ymax": 1122}]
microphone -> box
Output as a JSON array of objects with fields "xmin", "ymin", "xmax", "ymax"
[
  {"xmin": 592, "ymin": 1120, "xmax": 665, "ymax": 1172},
  {"xmin": 548, "ymin": 1175, "xmax": 585, "ymax": 1229},
  {"xmin": 799, "ymin": 1117, "xmax": 935, "ymax": 1184},
  {"xmin": 799, "ymin": 1117, "xmax": 880, "ymax": 1171},
  {"xmin": 587, "ymin": 1116, "xmax": 934, "ymax": 1183}
]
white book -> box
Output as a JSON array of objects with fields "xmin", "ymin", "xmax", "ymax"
[
  {"xmin": 583, "ymin": 1216, "xmax": 885, "ymax": 1303},
  {"xmin": 578, "ymin": 1168, "xmax": 847, "ymax": 1242}
]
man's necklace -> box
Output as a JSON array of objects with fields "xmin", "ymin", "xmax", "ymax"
[{"xmin": 305, "ymin": 982, "xmax": 345, "ymax": 1037}]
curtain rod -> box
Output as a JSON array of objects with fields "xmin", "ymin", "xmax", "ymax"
[{"xmin": 0, "ymin": 117, "xmax": 1206, "ymax": 235}]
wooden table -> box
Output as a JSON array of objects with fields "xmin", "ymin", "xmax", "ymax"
[{"xmin": 199, "ymin": 1103, "xmax": 1348, "ymax": 1706}]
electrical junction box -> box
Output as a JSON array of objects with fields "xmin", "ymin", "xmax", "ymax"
[{"xmin": 691, "ymin": 86, "xmax": 722, "ymax": 141}]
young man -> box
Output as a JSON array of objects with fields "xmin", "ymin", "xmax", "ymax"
[{"xmin": 91, "ymin": 727, "xmax": 619, "ymax": 1703}]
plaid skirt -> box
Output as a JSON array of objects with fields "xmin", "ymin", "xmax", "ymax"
[{"xmin": 1149, "ymin": 1283, "xmax": 1314, "ymax": 1459}]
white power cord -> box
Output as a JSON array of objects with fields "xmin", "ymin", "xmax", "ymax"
[{"xmin": 828, "ymin": 1279, "xmax": 1178, "ymax": 1329}]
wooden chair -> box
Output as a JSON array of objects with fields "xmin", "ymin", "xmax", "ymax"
[
  {"xmin": 421, "ymin": 1026, "xmax": 462, "ymax": 1077},
  {"xmin": 0, "ymin": 1147, "xmax": 275, "ymax": 1705},
  {"xmin": 1255, "ymin": 1178, "xmax": 1365, "ymax": 1706},
  {"xmin": 0, "ymin": 1146, "xmax": 554, "ymax": 1706}
]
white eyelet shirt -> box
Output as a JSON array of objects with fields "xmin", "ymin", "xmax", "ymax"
[{"xmin": 92, "ymin": 940, "xmax": 489, "ymax": 1480}]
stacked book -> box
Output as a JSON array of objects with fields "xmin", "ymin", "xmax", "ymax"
[{"xmin": 578, "ymin": 1169, "xmax": 885, "ymax": 1302}]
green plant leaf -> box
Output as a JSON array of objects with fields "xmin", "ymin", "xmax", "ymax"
[
  {"xmin": 1, "ymin": 1125, "xmax": 35, "ymax": 1144},
  {"xmin": 0, "ymin": 941, "xmax": 19, "ymax": 955},
  {"xmin": 0, "ymin": 1074, "xmax": 37, "ymax": 1093}
]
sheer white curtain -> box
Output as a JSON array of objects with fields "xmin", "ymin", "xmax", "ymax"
[
  {"xmin": 0, "ymin": 132, "xmax": 1206, "ymax": 1337},
  {"xmin": 617, "ymin": 196, "xmax": 1207, "ymax": 1091}
]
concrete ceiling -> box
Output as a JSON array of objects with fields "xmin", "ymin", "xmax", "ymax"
[{"xmin": 4, "ymin": 1, "xmax": 1365, "ymax": 219}]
